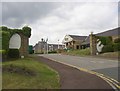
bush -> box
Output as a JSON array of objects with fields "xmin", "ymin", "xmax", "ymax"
[
  {"xmin": 0, "ymin": 50, "xmax": 7, "ymax": 61},
  {"xmin": 102, "ymin": 45, "xmax": 114, "ymax": 53},
  {"xmin": 48, "ymin": 51, "xmax": 57, "ymax": 54},
  {"xmin": 2, "ymin": 31, "xmax": 11, "ymax": 51},
  {"xmin": 114, "ymin": 38, "xmax": 120, "ymax": 43},
  {"xmin": 106, "ymin": 36, "xmax": 112, "ymax": 45},
  {"xmin": 8, "ymin": 49, "xmax": 19, "ymax": 58},
  {"xmin": 0, "ymin": 50, "xmax": 6, "ymax": 54},
  {"xmin": 97, "ymin": 36, "xmax": 112, "ymax": 45},
  {"xmin": 35, "ymin": 52, "xmax": 44, "ymax": 54},
  {"xmin": 113, "ymin": 43, "xmax": 120, "ymax": 51},
  {"xmin": 68, "ymin": 48, "xmax": 90, "ymax": 56}
]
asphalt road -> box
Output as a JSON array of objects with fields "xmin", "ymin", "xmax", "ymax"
[
  {"xmin": 35, "ymin": 56, "xmax": 114, "ymax": 89},
  {"xmin": 39, "ymin": 54, "xmax": 119, "ymax": 81}
]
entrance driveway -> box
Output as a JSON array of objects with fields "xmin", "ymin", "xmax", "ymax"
[
  {"xmin": 35, "ymin": 56, "xmax": 114, "ymax": 89},
  {"xmin": 39, "ymin": 54, "xmax": 119, "ymax": 81}
]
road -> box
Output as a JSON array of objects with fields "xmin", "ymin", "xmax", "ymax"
[
  {"xmin": 35, "ymin": 56, "xmax": 114, "ymax": 89},
  {"xmin": 39, "ymin": 54, "xmax": 119, "ymax": 81}
]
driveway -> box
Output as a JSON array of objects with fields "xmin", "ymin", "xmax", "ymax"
[
  {"xmin": 35, "ymin": 56, "xmax": 114, "ymax": 89},
  {"xmin": 39, "ymin": 54, "xmax": 119, "ymax": 81}
]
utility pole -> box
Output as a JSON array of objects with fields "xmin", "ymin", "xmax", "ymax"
[
  {"xmin": 58, "ymin": 39, "xmax": 59, "ymax": 49},
  {"xmin": 43, "ymin": 39, "xmax": 45, "ymax": 54},
  {"xmin": 46, "ymin": 38, "xmax": 48, "ymax": 54}
]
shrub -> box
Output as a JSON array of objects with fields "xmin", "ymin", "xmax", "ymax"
[
  {"xmin": 106, "ymin": 36, "xmax": 112, "ymax": 45},
  {"xmin": 68, "ymin": 48, "xmax": 90, "ymax": 56},
  {"xmin": 97, "ymin": 36, "xmax": 112, "ymax": 45},
  {"xmin": 114, "ymin": 38, "xmax": 120, "ymax": 43},
  {"xmin": 1, "ymin": 50, "xmax": 7, "ymax": 61},
  {"xmin": 8, "ymin": 49, "xmax": 19, "ymax": 58},
  {"xmin": 113, "ymin": 43, "xmax": 120, "ymax": 51},
  {"xmin": 102, "ymin": 45, "xmax": 114, "ymax": 53},
  {"xmin": 48, "ymin": 51, "xmax": 57, "ymax": 54},
  {"xmin": 0, "ymin": 50, "xmax": 6, "ymax": 54},
  {"xmin": 35, "ymin": 52, "xmax": 44, "ymax": 54},
  {"xmin": 2, "ymin": 31, "xmax": 10, "ymax": 51}
]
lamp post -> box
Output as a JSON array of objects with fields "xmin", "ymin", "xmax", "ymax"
[
  {"xmin": 58, "ymin": 39, "xmax": 59, "ymax": 49},
  {"xmin": 46, "ymin": 38, "xmax": 48, "ymax": 54}
]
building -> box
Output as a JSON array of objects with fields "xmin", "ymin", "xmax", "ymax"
[
  {"xmin": 95, "ymin": 27, "xmax": 119, "ymax": 40},
  {"xmin": 63, "ymin": 27, "xmax": 120, "ymax": 50},
  {"xmin": 81, "ymin": 27, "xmax": 120, "ymax": 49},
  {"xmin": 48, "ymin": 44, "xmax": 65, "ymax": 51},
  {"xmin": 34, "ymin": 39, "xmax": 65, "ymax": 54},
  {"xmin": 34, "ymin": 39, "xmax": 47, "ymax": 54},
  {"xmin": 62, "ymin": 35, "xmax": 87, "ymax": 49}
]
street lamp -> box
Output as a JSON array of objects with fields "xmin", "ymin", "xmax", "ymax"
[
  {"xmin": 46, "ymin": 38, "xmax": 48, "ymax": 54},
  {"xmin": 58, "ymin": 39, "xmax": 59, "ymax": 49}
]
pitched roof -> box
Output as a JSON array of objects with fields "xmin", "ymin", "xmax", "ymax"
[
  {"xmin": 81, "ymin": 27, "xmax": 120, "ymax": 45},
  {"xmin": 81, "ymin": 36, "xmax": 90, "ymax": 45},
  {"xmin": 69, "ymin": 35, "xmax": 87, "ymax": 40},
  {"xmin": 95, "ymin": 27, "xmax": 120, "ymax": 36}
]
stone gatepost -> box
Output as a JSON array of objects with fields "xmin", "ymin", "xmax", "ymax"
[
  {"xmin": 90, "ymin": 32, "xmax": 97, "ymax": 55},
  {"xmin": 19, "ymin": 33, "xmax": 29, "ymax": 57}
]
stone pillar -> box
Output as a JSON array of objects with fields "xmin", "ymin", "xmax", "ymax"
[
  {"xmin": 19, "ymin": 33, "xmax": 29, "ymax": 57},
  {"xmin": 90, "ymin": 32, "xmax": 97, "ymax": 55}
]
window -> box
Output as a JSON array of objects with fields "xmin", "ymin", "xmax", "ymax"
[
  {"xmin": 66, "ymin": 43, "xmax": 68, "ymax": 46},
  {"xmin": 65, "ymin": 38, "xmax": 68, "ymax": 41},
  {"xmin": 76, "ymin": 45, "xmax": 79, "ymax": 49}
]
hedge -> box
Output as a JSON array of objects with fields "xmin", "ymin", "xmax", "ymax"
[
  {"xmin": 113, "ymin": 43, "xmax": 120, "ymax": 51},
  {"xmin": 114, "ymin": 38, "xmax": 120, "ymax": 43},
  {"xmin": 102, "ymin": 45, "xmax": 114, "ymax": 53},
  {"xmin": 97, "ymin": 36, "xmax": 112, "ymax": 45},
  {"xmin": 2, "ymin": 31, "xmax": 10, "ymax": 51},
  {"xmin": 48, "ymin": 51, "xmax": 57, "ymax": 54},
  {"xmin": 8, "ymin": 49, "xmax": 19, "ymax": 58}
]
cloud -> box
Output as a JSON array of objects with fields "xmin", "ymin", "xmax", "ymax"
[
  {"xmin": 2, "ymin": 2, "xmax": 118, "ymax": 45},
  {"xmin": 1, "ymin": 0, "xmax": 119, "ymax": 2},
  {"xmin": 29, "ymin": 2, "xmax": 118, "ymax": 45},
  {"xmin": 2, "ymin": 2, "xmax": 61, "ymax": 28}
]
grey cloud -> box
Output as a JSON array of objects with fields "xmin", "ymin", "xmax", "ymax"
[
  {"xmin": 2, "ymin": 2, "xmax": 61, "ymax": 27},
  {"xmin": 1, "ymin": 2, "xmax": 118, "ymax": 45}
]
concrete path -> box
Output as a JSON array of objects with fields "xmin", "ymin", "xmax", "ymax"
[
  {"xmin": 39, "ymin": 54, "xmax": 119, "ymax": 81},
  {"xmin": 35, "ymin": 56, "xmax": 114, "ymax": 90}
]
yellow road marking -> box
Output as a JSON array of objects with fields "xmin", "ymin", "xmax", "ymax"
[{"xmin": 42, "ymin": 56, "xmax": 120, "ymax": 89}]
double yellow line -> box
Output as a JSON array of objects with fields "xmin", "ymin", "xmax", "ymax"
[
  {"xmin": 44, "ymin": 56, "xmax": 120, "ymax": 90},
  {"xmin": 79, "ymin": 68, "xmax": 120, "ymax": 90}
]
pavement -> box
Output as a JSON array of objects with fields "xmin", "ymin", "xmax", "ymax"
[
  {"xmin": 39, "ymin": 54, "xmax": 119, "ymax": 81},
  {"xmin": 35, "ymin": 56, "xmax": 114, "ymax": 90}
]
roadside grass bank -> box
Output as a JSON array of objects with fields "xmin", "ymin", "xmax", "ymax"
[
  {"xmin": 61, "ymin": 48, "xmax": 119, "ymax": 60},
  {"xmin": 62, "ymin": 48, "xmax": 90, "ymax": 56},
  {"xmin": 2, "ymin": 57, "xmax": 60, "ymax": 89},
  {"xmin": 96, "ymin": 52, "xmax": 119, "ymax": 60}
]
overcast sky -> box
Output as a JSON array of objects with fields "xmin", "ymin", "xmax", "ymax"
[{"xmin": 1, "ymin": 0, "xmax": 119, "ymax": 45}]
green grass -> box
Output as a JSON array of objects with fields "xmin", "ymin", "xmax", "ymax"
[
  {"xmin": 99, "ymin": 51, "xmax": 119, "ymax": 59},
  {"xmin": 67, "ymin": 48, "xmax": 90, "ymax": 56},
  {"xmin": 2, "ymin": 57, "xmax": 60, "ymax": 89}
]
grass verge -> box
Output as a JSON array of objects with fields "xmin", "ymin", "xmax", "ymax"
[
  {"xmin": 2, "ymin": 57, "xmax": 60, "ymax": 89},
  {"xmin": 65, "ymin": 48, "xmax": 90, "ymax": 56}
]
